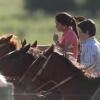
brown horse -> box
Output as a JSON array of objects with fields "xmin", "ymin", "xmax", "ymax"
[
  {"xmin": 18, "ymin": 45, "xmax": 63, "ymax": 100},
  {"xmin": 0, "ymin": 44, "xmax": 37, "ymax": 80},
  {"xmin": 0, "ymin": 39, "xmax": 40, "ymax": 79},
  {"xmin": 0, "ymin": 34, "xmax": 21, "ymax": 58},
  {"xmin": 0, "ymin": 43, "xmax": 41, "ymax": 100},
  {"xmin": 0, "ymin": 43, "xmax": 58, "ymax": 100},
  {"xmin": 14, "ymin": 45, "xmax": 63, "ymax": 100},
  {"xmin": 22, "ymin": 52, "xmax": 100, "ymax": 100}
]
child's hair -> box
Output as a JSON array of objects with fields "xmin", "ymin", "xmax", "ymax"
[
  {"xmin": 78, "ymin": 19, "xmax": 96, "ymax": 36},
  {"xmin": 55, "ymin": 12, "xmax": 79, "ymax": 38}
]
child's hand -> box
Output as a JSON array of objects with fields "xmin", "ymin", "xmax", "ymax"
[{"xmin": 53, "ymin": 32, "xmax": 59, "ymax": 43}]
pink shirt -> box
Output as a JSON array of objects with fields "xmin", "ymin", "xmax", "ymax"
[{"xmin": 59, "ymin": 27, "xmax": 78, "ymax": 59}]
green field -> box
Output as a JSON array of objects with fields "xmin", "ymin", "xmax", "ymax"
[{"xmin": 0, "ymin": 0, "xmax": 100, "ymax": 45}]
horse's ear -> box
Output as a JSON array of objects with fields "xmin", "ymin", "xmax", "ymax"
[
  {"xmin": 47, "ymin": 44, "xmax": 54, "ymax": 52},
  {"xmin": 44, "ymin": 44, "xmax": 54, "ymax": 56},
  {"xmin": 5, "ymin": 34, "xmax": 13, "ymax": 41},
  {"xmin": 20, "ymin": 44, "xmax": 30, "ymax": 53},
  {"xmin": 21, "ymin": 39, "xmax": 26, "ymax": 47},
  {"xmin": 31, "ymin": 40, "xmax": 37, "ymax": 47}
]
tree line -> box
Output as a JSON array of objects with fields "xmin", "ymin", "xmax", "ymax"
[{"xmin": 24, "ymin": 0, "xmax": 100, "ymax": 17}]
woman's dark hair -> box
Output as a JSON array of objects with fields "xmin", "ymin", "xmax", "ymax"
[
  {"xmin": 78, "ymin": 19, "xmax": 96, "ymax": 36},
  {"xmin": 55, "ymin": 12, "xmax": 79, "ymax": 38}
]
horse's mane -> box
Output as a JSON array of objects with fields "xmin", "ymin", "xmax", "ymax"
[{"xmin": 0, "ymin": 34, "xmax": 21, "ymax": 50}]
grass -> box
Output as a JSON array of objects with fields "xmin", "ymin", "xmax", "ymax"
[{"xmin": 0, "ymin": 0, "xmax": 100, "ymax": 45}]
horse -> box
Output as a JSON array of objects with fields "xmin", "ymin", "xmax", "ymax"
[
  {"xmin": 0, "ymin": 33, "xmax": 21, "ymax": 58},
  {"xmin": 0, "ymin": 39, "xmax": 41, "ymax": 78},
  {"xmin": 17, "ymin": 45, "xmax": 54, "ymax": 85},
  {"xmin": 15, "ymin": 44, "xmax": 63, "ymax": 100},
  {"xmin": 0, "ymin": 43, "xmax": 42, "ymax": 100},
  {"xmin": 18, "ymin": 46, "xmax": 72, "ymax": 100},
  {"xmin": 0, "ymin": 44, "xmax": 37, "ymax": 81},
  {"xmin": 0, "ymin": 42, "xmax": 58, "ymax": 100},
  {"xmin": 18, "ymin": 45, "xmax": 63, "ymax": 100},
  {"xmin": 21, "ymin": 51, "xmax": 100, "ymax": 100}
]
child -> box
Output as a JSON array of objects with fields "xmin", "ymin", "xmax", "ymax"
[
  {"xmin": 53, "ymin": 12, "xmax": 79, "ymax": 61},
  {"xmin": 78, "ymin": 19, "xmax": 100, "ymax": 78}
]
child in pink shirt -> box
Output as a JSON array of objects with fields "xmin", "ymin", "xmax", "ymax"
[{"xmin": 53, "ymin": 12, "xmax": 79, "ymax": 60}]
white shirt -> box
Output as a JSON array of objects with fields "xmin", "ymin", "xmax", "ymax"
[{"xmin": 80, "ymin": 36, "xmax": 100, "ymax": 77}]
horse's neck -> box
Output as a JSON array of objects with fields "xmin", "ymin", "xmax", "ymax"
[
  {"xmin": 31, "ymin": 56, "xmax": 47, "ymax": 72},
  {"xmin": 17, "ymin": 55, "xmax": 47, "ymax": 85},
  {"xmin": 0, "ymin": 42, "xmax": 17, "ymax": 58},
  {"xmin": 0, "ymin": 44, "xmax": 10, "ymax": 57}
]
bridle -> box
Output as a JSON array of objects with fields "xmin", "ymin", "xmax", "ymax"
[{"xmin": 32, "ymin": 54, "xmax": 52, "ymax": 82}]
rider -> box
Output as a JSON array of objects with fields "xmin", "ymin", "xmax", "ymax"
[
  {"xmin": 78, "ymin": 19, "xmax": 100, "ymax": 78},
  {"xmin": 53, "ymin": 12, "xmax": 79, "ymax": 62}
]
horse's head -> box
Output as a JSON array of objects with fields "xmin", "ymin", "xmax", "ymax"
[
  {"xmin": 0, "ymin": 34, "xmax": 21, "ymax": 58},
  {"xmin": 0, "ymin": 44, "xmax": 35, "ymax": 77},
  {"xmin": 27, "ymin": 40, "xmax": 44, "ymax": 58}
]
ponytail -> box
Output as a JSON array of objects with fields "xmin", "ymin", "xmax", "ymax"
[{"xmin": 71, "ymin": 17, "xmax": 79, "ymax": 39}]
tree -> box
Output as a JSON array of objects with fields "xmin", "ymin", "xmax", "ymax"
[
  {"xmin": 84, "ymin": 0, "xmax": 100, "ymax": 17},
  {"xmin": 24, "ymin": 0, "xmax": 77, "ymax": 14}
]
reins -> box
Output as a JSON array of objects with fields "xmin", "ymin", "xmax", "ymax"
[
  {"xmin": 34, "ymin": 54, "xmax": 99, "ymax": 97},
  {"xmin": 18, "ymin": 54, "xmax": 47, "ymax": 84},
  {"xmin": 32, "ymin": 54, "xmax": 52, "ymax": 82},
  {"xmin": 35, "ymin": 74, "xmax": 75, "ymax": 98},
  {"xmin": 35, "ymin": 62, "xmax": 97, "ymax": 98}
]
